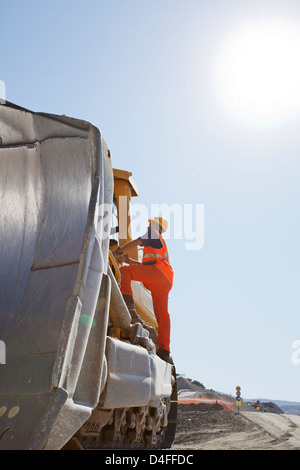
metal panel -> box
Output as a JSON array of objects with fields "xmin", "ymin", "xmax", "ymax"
[
  {"xmin": 102, "ymin": 337, "xmax": 173, "ymax": 409},
  {"xmin": 0, "ymin": 102, "xmax": 113, "ymax": 449}
]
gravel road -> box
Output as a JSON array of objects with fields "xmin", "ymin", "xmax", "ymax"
[{"xmin": 172, "ymin": 407, "xmax": 300, "ymax": 450}]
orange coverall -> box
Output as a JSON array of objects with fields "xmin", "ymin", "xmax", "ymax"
[{"xmin": 120, "ymin": 229, "xmax": 173, "ymax": 352}]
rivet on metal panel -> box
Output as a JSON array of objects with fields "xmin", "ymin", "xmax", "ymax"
[{"xmin": 7, "ymin": 406, "xmax": 20, "ymax": 419}]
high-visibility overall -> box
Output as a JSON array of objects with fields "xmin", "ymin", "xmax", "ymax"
[{"xmin": 120, "ymin": 230, "xmax": 173, "ymax": 352}]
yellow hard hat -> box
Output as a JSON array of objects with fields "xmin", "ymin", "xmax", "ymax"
[{"xmin": 148, "ymin": 217, "xmax": 168, "ymax": 232}]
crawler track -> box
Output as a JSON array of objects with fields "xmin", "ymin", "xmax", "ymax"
[{"xmin": 63, "ymin": 367, "xmax": 178, "ymax": 450}]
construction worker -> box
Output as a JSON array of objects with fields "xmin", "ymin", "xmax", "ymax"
[{"xmin": 113, "ymin": 217, "xmax": 174, "ymax": 363}]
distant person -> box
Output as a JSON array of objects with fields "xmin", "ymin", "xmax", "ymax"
[{"xmin": 113, "ymin": 217, "xmax": 174, "ymax": 363}]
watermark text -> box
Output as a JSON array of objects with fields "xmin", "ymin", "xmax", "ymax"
[
  {"xmin": 118, "ymin": 198, "xmax": 204, "ymax": 251},
  {"xmin": 0, "ymin": 80, "xmax": 6, "ymax": 104},
  {"xmin": 0, "ymin": 340, "xmax": 6, "ymax": 364},
  {"xmin": 291, "ymin": 340, "xmax": 300, "ymax": 365}
]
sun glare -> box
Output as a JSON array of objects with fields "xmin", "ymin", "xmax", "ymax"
[{"xmin": 214, "ymin": 20, "xmax": 300, "ymax": 124}]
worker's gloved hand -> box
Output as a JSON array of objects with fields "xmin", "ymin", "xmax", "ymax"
[
  {"xmin": 112, "ymin": 247, "xmax": 123, "ymax": 256},
  {"xmin": 118, "ymin": 254, "xmax": 129, "ymax": 264}
]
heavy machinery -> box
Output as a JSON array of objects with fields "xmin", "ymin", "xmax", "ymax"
[{"xmin": 0, "ymin": 101, "xmax": 177, "ymax": 450}]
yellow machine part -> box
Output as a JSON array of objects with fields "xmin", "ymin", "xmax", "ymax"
[
  {"xmin": 111, "ymin": 169, "xmax": 158, "ymax": 331},
  {"xmin": 108, "ymin": 251, "xmax": 121, "ymax": 285},
  {"xmin": 135, "ymin": 299, "xmax": 158, "ymax": 330}
]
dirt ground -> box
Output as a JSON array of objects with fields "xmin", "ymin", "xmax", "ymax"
[{"xmin": 172, "ymin": 406, "xmax": 300, "ymax": 450}]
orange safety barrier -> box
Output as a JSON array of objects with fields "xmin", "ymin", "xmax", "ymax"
[{"xmin": 178, "ymin": 397, "xmax": 234, "ymax": 411}]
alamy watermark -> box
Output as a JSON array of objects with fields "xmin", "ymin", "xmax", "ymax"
[
  {"xmin": 0, "ymin": 340, "xmax": 6, "ymax": 364},
  {"xmin": 99, "ymin": 199, "xmax": 205, "ymax": 251},
  {"xmin": 0, "ymin": 80, "xmax": 6, "ymax": 104},
  {"xmin": 291, "ymin": 340, "xmax": 300, "ymax": 365},
  {"xmin": 129, "ymin": 202, "xmax": 204, "ymax": 251}
]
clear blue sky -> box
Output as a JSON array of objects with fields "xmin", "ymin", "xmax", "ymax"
[{"xmin": 1, "ymin": 0, "xmax": 300, "ymax": 402}]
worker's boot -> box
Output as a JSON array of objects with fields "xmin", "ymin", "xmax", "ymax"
[
  {"xmin": 122, "ymin": 294, "xmax": 158, "ymax": 345},
  {"xmin": 156, "ymin": 347, "xmax": 173, "ymax": 365}
]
